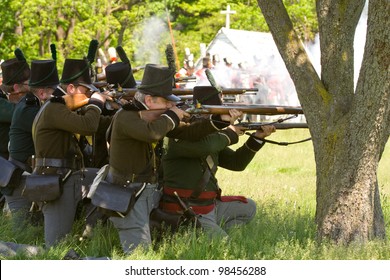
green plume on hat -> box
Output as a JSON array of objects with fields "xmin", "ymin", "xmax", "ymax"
[
  {"xmin": 205, "ymin": 69, "xmax": 222, "ymax": 93},
  {"xmin": 14, "ymin": 48, "xmax": 26, "ymax": 61},
  {"xmin": 50, "ymin": 44, "xmax": 57, "ymax": 61},
  {"xmin": 165, "ymin": 44, "xmax": 176, "ymax": 74},
  {"xmin": 87, "ymin": 39, "xmax": 99, "ymax": 64},
  {"xmin": 116, "ymin": 46, "xmax": 130, "ymax": 65},
  {"xmin": 194, "ymin": 70, "xmax": 222, "ymax": 105}
]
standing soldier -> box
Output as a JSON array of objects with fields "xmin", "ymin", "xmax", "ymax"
[
  {"xmin": 31, "ymin": 41, "xmax": 107, "ymax": 247},
  {"xmin": 7, "ymin": 56, "xmax": 59, "ymax": 226}
]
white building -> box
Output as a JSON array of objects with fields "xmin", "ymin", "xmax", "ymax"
[{"xmin": 195, "ymin": 27, "xmax": 300, "ymax": 107}]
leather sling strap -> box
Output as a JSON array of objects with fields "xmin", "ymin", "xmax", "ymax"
[
  {"xmin": 191, "ymin": 155, "xmax": 218, "ymax": 199},
  {"xmin": 31, "ymin": 100, "xmax": 50, "ymax": 144}
]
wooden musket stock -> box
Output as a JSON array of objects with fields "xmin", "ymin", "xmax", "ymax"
[{"xmin": 63, "ymin": 93, "xmax": 89, "ymax": 111}]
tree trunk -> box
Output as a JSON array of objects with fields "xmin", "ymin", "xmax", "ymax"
[{"xmin": 257, "ymin": 0, "xmax": 389, "ymax": 244}]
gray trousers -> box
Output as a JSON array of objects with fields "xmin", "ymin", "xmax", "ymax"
[
  {"xmin": 109, "ymin": 184, "xmax": 162, "ymax": 255},
  {"xmin": 4, "ymin": 174, "xmax": 32, "ymax": 226},
  {"xmin": 42, "ymin": 168, "xmax": 98, "ymax": 248},
  {"xmin": 198, "ymin": 198, "xmax": 257, "ymax": 238}
]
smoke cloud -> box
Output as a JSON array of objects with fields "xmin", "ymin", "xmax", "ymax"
[{"xmin": 134, "ymin": 16, "xmax": 168, "ymax": 65}]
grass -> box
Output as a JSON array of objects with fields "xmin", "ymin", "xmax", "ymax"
[{"xmin": 1, "ymin": 129, "xmax": 390, "ymax": 260}]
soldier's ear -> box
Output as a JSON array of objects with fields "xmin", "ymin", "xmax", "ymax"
[
  {"xmin": 144, "ymin": 94, "xmax": 153, "ymax": 107},
  {"xmin": 67, "ymin": 84, "xmax": 76, "ymax": 95}
]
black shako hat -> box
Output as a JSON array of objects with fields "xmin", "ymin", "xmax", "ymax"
[
  {"xmin": 193, "ymin": 86, "xmax": 222, "ymax": 106},
  {"xmin": 105, "ymin": 62, "xmax": 136, "ymax": 88},
  {"xmin": 137, "ymin": 64, "xmax": 179, "ymax": 102},
  {"xmin": 60, "ymin": 58, "xmax": 98, "ymax": 92},
  {"xmin": 1, "ymin": 54, "xmax": 30, "ymax": 86},
  {"xmin": 29, "ymin": 60, "xmax": 59, "ymax": 88}
]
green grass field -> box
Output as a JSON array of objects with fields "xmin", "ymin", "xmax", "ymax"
[{"xmin": 1, "ymin": 129, "xmax": 390, "ymax": 260}]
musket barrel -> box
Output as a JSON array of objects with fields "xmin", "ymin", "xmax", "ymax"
[
  {"xmin": 172, "ymin": 88, "xmax": 258, "ymax": 96},
  {"xmin": 239, "ymin": 122, "xmax": 308, "ymax": 130},
  {"xmin": 101, "ymin": 87, "xmax": 260, "ymax": 99},
  {"xmin": 190, "ymin": 104, "xmax": 304, "ymax": 115}
]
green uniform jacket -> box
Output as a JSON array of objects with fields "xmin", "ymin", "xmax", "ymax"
[
  {"xmin": 163, "ymin": 131, "xmax": 265, "ymax": 193},
  {"xmin": 33, "ymin": 97, "xmax": 102, "ymax": 162},
  {"xmin": 108, "ymin": 104, "xmax": 228, "ymax": 183},
  {"xmin": 0, "ymin": 92, "xmax": 15, "ymax": 159},
  {"xmin": 9, "ymin": 92, "xmax": 40, "ymax": 163}
]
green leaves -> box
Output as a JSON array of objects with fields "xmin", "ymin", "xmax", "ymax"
[{"xmin": 0, "ymin": 0, "xmax": 317, "ymax": 71}]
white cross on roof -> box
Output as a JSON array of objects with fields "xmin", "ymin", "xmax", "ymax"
[{"xmin": 220, "ymin": 4, "xmax": 236, "ymax": 29}]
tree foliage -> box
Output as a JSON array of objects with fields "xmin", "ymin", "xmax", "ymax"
[{"xmin": 0, "ymin": 0, "xmax": 317, "ymax": 72}]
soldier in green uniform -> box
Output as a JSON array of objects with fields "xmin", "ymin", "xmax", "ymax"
[
  {"xmin": 6, "ymin": 59, "xmax": 59, "ymax": 226},
  {"xmin": 82, "ymin": 49, "xmax": 137, "ymax": 169},
  {"xmin": 0, "ymin": 83, "xmax": 15, "ymax": 211},
  {"xmin": 161, "ymin": 86, "xmax": 276, "ymax": 238},
  {"xmin": 102, "ymin": 64, "xmax": 236, "ymax": 254},
  {"xmin": 0, "ymin": 50, "xmax": 30, "ymax": 209},
  {"xmin": 0, "ymin": 50, "xmax": 31, "ymax": 160},
  {"xmin": 0, "ymin": 90, "xmax": 15, "ymax": 160},
  {"xmin": 32, "ymin": 55, "xmax": 107, "ymax": 247}
]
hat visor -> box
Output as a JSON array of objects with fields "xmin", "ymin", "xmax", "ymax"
[
  {"xmin": 79, "ymin": 82, "xmax": 99, "ymax": 93},
  {"xmin": 48, "ymin": 84, "xmax": 60, "ymax": 90},
  {"xmin": 164, "ymin": 94, "xmax": 181, "ymax": 102}
]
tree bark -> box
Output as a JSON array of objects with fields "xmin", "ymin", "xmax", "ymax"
[{"xmin": 257, "ymin": 0, "xmax": 389, "ymax": 244}]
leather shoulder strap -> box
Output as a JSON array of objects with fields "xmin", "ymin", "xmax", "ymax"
[{"xmin": 32, "ymin": 100, "xmax": 51, "ymax": 144}]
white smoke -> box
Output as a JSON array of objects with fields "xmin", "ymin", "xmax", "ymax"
[{"xmin": 134, "ymin": 16, "xmax": 168, "ymax": 64}]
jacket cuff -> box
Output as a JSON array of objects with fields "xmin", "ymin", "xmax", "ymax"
[
  {"xmin": 88, "ymin": 98, "xmax": 104, "ymax": 111},
  {"xmin": 161, "ymin": 110, "xmax": 180, "ymax": 129},
  {"xmin": 245, "ymin": 135, "xmax": 265, "ymax": 152},
  {"xmin": 218, "ymin": 128, "xmax": 239, "ymax": 145},
  {"xmin": 211, "ymin": 114, "xmax": 230, "ymax": 130}
]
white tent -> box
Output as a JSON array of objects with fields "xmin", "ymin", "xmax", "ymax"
[
  {"xmin": 196, "ymin": 27, "xmax": 281, "ymax": 69},
  {"xmin": 194, "ymin": 28, "xmax": 300, "ymax": 106}
]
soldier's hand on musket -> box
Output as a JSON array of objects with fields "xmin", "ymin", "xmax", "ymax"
[
  {"xmin": 169, "ymin": 106, "xmax": 191, "ymax": 121},
  {"xmin": 118, "ymin": 98, "xmax": 129, "ymax": 105},
  {"xmin": 254, "ymin": 125, "xmax": 276, "ymax": 138},
  {"xmin": 220, "ymin": 109, "xmax": 243, "ymax": 124},
  {"xmin": 90, "ymin": 92, "xmax": 107, "ymax": 103},
  {"xmin": 228, "ymin": 124, "xmax": 246, "ymax": 136}
]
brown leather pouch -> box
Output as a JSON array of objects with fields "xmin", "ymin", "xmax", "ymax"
[
  {"xmin": 23, "ymin": 174, "xmax": 62, "ymax": 202},
  {"xmin": 91, "ymin": 181, "xmax": 145, "ymax": 218}
]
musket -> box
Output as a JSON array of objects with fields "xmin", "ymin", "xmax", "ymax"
[
  {"xmin": 92, "ymin": 86, "xmax": 259, "ymax": 101},
  {"xmin": 175, "ymin": 76, "xmax": 197, "ymax": 82},
  {"xmin": 237, "ymin": 122, "xmax": 308, "ymax": 130},
  {"xmin": 172, "ymin": 87, "xmax": 259, "ymax": 96},
  {"xmin": 139, "ymin": 104, "xmax": 304, "ymax": 122},
  {"xmin": 186, "ymin": 104, "xmax": 304, "ymax": 115},
  {"xmin": 132, "ymin": 65, "xmax": 145, "ymax": 73},
  {"xmin": 63, "ymin": 93, "xmax": 89, "ymax": 111}
]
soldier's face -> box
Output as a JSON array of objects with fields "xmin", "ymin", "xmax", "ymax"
[
  {"xmin": 75, "ymin": 84, "xmax": 93, "ymax": 97},
  {"xmin": 146, "ymin": 95, "xmax": 175, "ymax": 110},
  {"xmin": 41, "ymin": 87, "xmax": 55, "ymax": 101}
]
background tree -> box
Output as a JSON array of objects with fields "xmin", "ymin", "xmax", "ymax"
[
  {"xmin": 257, "ymin": 0, "xmax": 389, "ymax": 244},
  {"xmin": 0, "ymin": 0, "xmax": 18, "ymax": 57},
  {"xmin": 0, "ymin": 0, "xmax": 317, "ymax": 74},
  {"xmin": 169, "ymin": 0, "xmax": 317, "ymax": 66}
]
